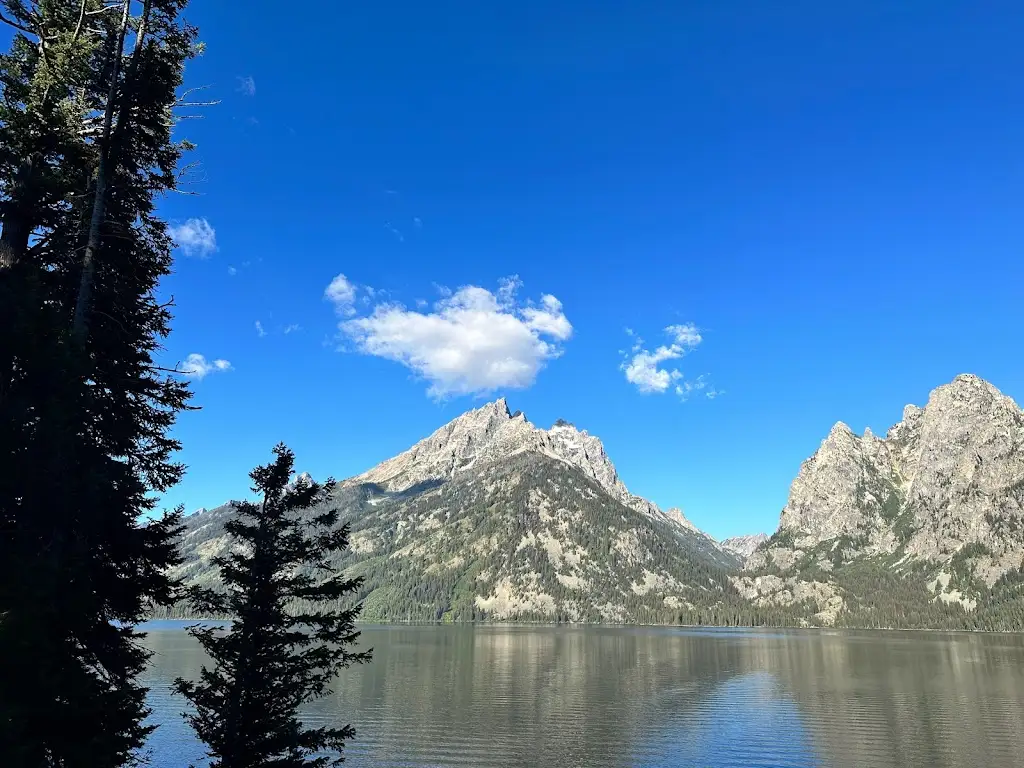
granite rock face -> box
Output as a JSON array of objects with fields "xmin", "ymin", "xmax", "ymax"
[
  {"xmin": 350, "ymin": 398, "xmax": 732, "ymax": 566},
  {"xmin": 720, "ymin": 533, "xmax": 769, "ymax": 560},
  {"xmin": 746, "ymin": 375, "xmax": 1024, "ymax": 617}
]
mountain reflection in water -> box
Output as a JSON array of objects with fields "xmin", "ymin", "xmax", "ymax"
[{"xmin": 138, "ymin": 623, "xmax": 1024, "ymax": 768}]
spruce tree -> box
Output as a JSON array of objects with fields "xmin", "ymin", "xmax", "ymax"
[
  {"xmin": 175, "ymin": 444, "xmax": 371, "ymax": 768},
  {"xmin": 0, "ymin": 2, "xmax": 200, "ymax": 764}
]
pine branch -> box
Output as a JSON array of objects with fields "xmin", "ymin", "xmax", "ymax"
[{"xmin": 0, "ymin": 10, "xmax": 36, "ymax": 37}]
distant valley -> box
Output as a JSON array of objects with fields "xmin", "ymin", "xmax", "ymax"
[{"xmin": 164, "ymin": 374, "xmax": 1024, "ymax": 630}]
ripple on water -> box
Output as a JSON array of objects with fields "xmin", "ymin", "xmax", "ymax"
[{"xmin": 138, "ymin": 625, "xmax": 1024, "ymax": 768}]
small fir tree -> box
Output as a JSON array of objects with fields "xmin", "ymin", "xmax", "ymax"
[{"xmin": 174, "ymin": 444, "xmax": 371, "ymax": 768}]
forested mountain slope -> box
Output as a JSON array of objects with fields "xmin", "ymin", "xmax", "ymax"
[{"xmin": 164, "ymin": 404, "xmax": 766, "ymax": 624}]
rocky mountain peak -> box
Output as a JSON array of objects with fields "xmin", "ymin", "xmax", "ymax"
[
  {"xmin": 828, "ymin": 421, "xmax": 853, "ymax": 436},
  {"xmin": 347, "ymin": 398, "xmax": 716, "ymax": 548},
  {"xmin": 766, "ymin": 374, "xmax": 1024, "ymax": 588}
]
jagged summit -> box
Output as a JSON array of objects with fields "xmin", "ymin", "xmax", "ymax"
[
  {"xmin": 349, "ymin": 397, "xmax": 713, "ymax": 545},
  {"xmin": 169, "ymin": 397, "xmax": 740, "ymax": 624},
  {"xmin": 746, "ymin": 374, "xmax": 1024, "ymax": 620}
]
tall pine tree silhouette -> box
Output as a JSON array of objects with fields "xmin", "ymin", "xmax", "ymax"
[
  {"xmin": 0, "ymin": 2, "xmax": 199, "ymax": 764},
  {"xmin": 175, "ymin": 444, "xmax": 371, "ymax": 768}
]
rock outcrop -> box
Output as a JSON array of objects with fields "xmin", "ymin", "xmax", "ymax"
[
  {"xmin": 720, "ymin": 533, "xmax": 769, "ymax": 560},
  {"xmin": 745, "ymin": 374, "xmax": 1024, "ymax": 620}
]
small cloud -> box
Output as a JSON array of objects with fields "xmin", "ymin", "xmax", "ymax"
[
  {"xmin": 169, "ymin": 218, "xmax": 217, "ymax": 258},
  {"xmin": 181, "ymin": 353, "xmax": 232, "ymax": 380},
  {"xmin": 255, "ymin": 320, "xmax": 266, "ymax": 338},
  {"xmin": 283, "ymin": 323, "xmax": 301, "ymax": 334},
  {"xmin": 237, "ymin": 76, "xmax": 256, "ymax": 96},
  {"xmin": 385, "ymin": 222, "xmax": 404, "ymax": 242},
  {"xmin": 621, "ymin": 323, "xmax": 708, "ymax": 398},
  {"xmin": 324, "ymin": 273, "xmax": 358, "ymax": 317},
  {"xmin": 666, "ymin": 323, "xmax": 702, "ymax": 347},
  {"xmin": 675, "ymin": 374, "xmax": 708, "ymax": 401},
  {"xmin": 337, "ymin": 277, "xmax": 573, "ymax": 398},
  {"xmin": 413, "ymin": 216, "xmax": 423, "ymax": 228},
  {"xmin": 246, "ymin": 116, "xmax": 259, "ymax": 126},
  {"xmin": 227, "ymin": 265, "xmax": 237, "ymax": 276},
  {"xmin": 415, "ymin": 298, "xmax": 428, "ymax": 309}
]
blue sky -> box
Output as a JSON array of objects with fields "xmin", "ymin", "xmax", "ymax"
[{"xmin": 154, "ymin": 1, "xmax": 1024, "ymax": 540}]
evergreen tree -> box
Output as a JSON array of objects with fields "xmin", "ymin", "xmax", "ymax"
[
  {"xmin": 175, "ymin": 444, "xmax": 371, "ymax": 768},
  {"xmin": 0, "ymin": 2, "xmax": 200, "ymax": 764}
]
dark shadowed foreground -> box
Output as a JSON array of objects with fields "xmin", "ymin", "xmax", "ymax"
[{"xmin": 139, "ymin": 622, "xmax": 1024, "ymax": 768}]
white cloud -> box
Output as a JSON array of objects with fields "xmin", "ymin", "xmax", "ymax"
[
  {"xmin": 674, "ymin": 376, "xmax": 723, "ymax": 401},
  {"xmin": 621, "ymin": 323, "xmax": 708, "ymax": 398},
  {"xmin": 283, "ymin": 323, "xmax": 301, "ymax": 334},
  {"xmin": 237, "ymin": 76, "xmax": 256, "ymax": 96},
  {"xmin": 336, "ymin": 277, "xmax": 572, "ymax": 398},
  {"xmin": 666, "ymin": 323, "xmax": 702, "ymax": 347},
  {"xmin": 325, "ymin": 273, "xmax": 357, "ymax": 316},
  {"xmin": 181, "ymin": 353, "xmax": 232, "ymax": 380},
  {"xmin": 255, "ymin": 320, "xmax": 266, "ymax": 338},
  {"xmin": 169, "ymin": 218, "xmax": 217, "ymax": 258},
  {"xmin": 227, "ymin": 265, "xmax": 237, "ymax": 276},
  {"xmin": 522, "ymin": 294, "xmax": 572, "ymax": 340}
]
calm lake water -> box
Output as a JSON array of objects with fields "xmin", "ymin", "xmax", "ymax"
[{"xmin": 139, "ymin": 621, "xmax": 1024, "ymax": 767}]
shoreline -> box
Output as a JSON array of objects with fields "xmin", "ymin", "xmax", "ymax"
[{"xmin": 140, "ymin": 618, "xmax": 1024, "ymax": 635}]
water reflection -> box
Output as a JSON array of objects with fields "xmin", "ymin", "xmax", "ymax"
[
  {"xmin": 764, "ymin": 630, "xmax": 1024, "ymax": 768},
  {"xmin": 138, "ymin": 623, "xmax": 1024, "ymax": 768}
]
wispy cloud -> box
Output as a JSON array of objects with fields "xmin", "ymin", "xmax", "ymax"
[
  {"xmin": 169, "ymin": 218, "xmax": 217, "ymax": 258},
  {"xmin": 255, "ymin": 320, "xmax": 267, "ymax": 338},
  {"xmin": 385, "ymin": 222, "xmax": 404, "ymax": 242},
  {"xmin": 413, "ymin": 216, "xmax": 423, "ymax": 228},
  {"xmin": 675, "ymin": 374, "xmax": 722, "ymax": 401},
  {"xmin": 181, "ymin": 353, "xmax": 232, "ymax": 380},
  {"xmin": 621, "ymin": 323, "xmax": 716, "ymax": 400},
  {"xmin": 283, "ymin": 323, "xmax": 301, "ymax": 334},
  {"xmin": 227, "ymin": 265, "xmax": 237, "ymax": 276},
  {"xmin": 324, "ymin": 273, "xmax": 358, "ymax": 317},
  {"xmin": 330, "ymin": 275, "xmax": 572, "ymax": 398},
  {"xmin": 237, "ymin": 76, "xmax": 256, "ymax": 96}
]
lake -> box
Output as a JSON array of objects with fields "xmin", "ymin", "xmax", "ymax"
[{"xmin": 139, "ymin": 621, "xmax": 1024, "ymax": 767}]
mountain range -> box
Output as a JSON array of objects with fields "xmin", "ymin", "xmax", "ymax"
[{"xmin": 164, "ymin": 374, "xmax": 1024, "ymax": 630}]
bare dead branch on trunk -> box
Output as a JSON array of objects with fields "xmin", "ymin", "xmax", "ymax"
[{"xmin": 71, "ymin": 0, "xmax": 131, "ymax": 346}]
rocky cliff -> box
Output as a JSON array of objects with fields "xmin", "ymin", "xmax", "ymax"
[
  {"xmin": 721, "ymin": 533, "xmax": 769, "ymax": 559},
  {"xmin": 739, "ymin": 374, "xmax": 1024, "ymax": 626}
]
